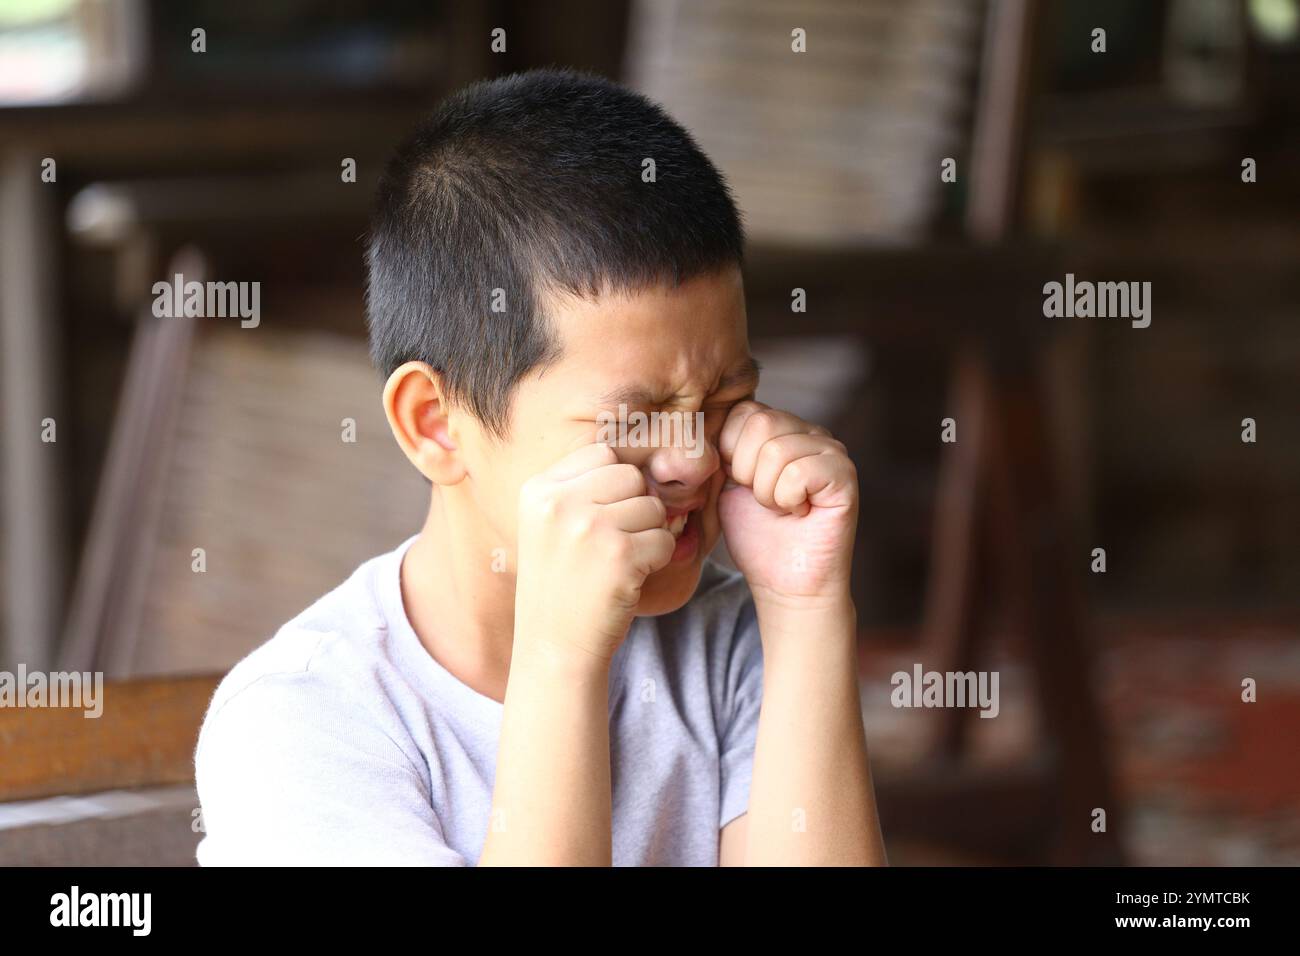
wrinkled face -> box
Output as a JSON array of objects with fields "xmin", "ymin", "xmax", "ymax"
[{"xmin": 455, "ymin": 265, "xmax": 756, "ymax": 615}]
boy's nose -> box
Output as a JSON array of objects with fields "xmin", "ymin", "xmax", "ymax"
[{"xmin": 644, "ymin": 439, "xmax": 720, "ymax": 492}]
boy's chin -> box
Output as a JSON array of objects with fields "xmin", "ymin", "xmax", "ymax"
[{"xmin": 635, "ymin": 556, "xmax": 706, "ymax": 617}]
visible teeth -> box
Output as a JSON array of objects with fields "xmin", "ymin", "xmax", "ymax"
[{"xmin": 668, "ymin": 513, "xmax": 688, "ymax": 537}]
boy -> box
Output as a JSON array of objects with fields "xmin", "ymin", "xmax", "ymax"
[{"xmin": 194, "ymin": 68, "xmax": 886, "ymax": 866}]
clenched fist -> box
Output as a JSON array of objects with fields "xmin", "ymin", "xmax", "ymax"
[
  {"xmin": 514, "ymin": 442, "xmax": 676, "ymax": 662},
  {"xmin": 717, "ymin": 401, "xmax": 858, "ymax": 608}
]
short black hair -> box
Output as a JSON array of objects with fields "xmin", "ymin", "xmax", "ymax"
[{"xmin": 365, "ymin": 67, "xmax": 745, "ymax": 438}]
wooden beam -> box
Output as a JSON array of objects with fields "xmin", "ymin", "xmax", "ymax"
[
  {"xmin": 966, "ymin": 0, "xmax": 1041, "ymax": 242},
  {"xmin": 742, "ymin": 241, "xmax": 1058, "ymax": 346},
  {"xmin": 0, "ymin": 674, "xmax": 221, "ymax": 803}
]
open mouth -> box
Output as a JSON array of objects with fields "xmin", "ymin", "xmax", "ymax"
[
  {"xmin": 664, "ymin": 502, "xmax": 702, "ymax": 538},
  {"xmin": 662, "ymin": 505, "xmax": 703, "ymax": 563}
]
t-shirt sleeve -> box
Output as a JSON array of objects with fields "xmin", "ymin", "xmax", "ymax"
[
  {"xmin": 194, "ymin": 673, "xmax": 466, "ymax": 866},
  {"xmin": 717, "ymin": 596, "xmax": 764, "ymax": 830}
]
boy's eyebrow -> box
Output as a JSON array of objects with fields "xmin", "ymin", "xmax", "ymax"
[
  {"xmin": 716, "ymin": 356, "xmax": 762, "ymax": 393},
  {"xmin": 595, "ymin": 356, "xmax": 762, "ymax": 408},
  {"xmin": 597, "ymin": 384, "xmax": 664, "ymax": 408}
]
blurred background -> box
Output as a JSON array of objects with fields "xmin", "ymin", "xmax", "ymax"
[{"xmin": 0, "ymin": 0, "xmax": 1297, "ymax": 865}]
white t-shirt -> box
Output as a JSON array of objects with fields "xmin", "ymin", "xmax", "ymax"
[{"xmin": 194, "ymin": 536, "xmax": 764, "ymax": 865}]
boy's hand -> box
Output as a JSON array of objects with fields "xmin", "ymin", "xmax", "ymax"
[
  {"xmin": 515, "ymin": 442, "xmax": 676, "ymax": 663},
  {"xmin": 718, "ymin": 401, "xmax": 858, "ymax": 610}
]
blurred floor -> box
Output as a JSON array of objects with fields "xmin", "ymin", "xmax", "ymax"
[{"xmin": 860, "ymin": 613, "xmax": 1300, "ymax": 866}]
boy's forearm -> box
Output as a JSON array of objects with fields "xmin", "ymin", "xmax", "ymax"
[
  {"xmin": 744, "ymin": 598, "xmax": 887, "ymax": 866},
  {"xmin": 478, "ymin": 636, "xmax": 614, "ymax": 866}
]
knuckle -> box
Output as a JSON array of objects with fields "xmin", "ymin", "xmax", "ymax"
[
  {"xmin": 758, "ymin": 435, "xmax": 789, "ymax": 466},
  {"xmin": 567, "ymin": 511, "xmax": 597, "ymax": 540},
  {"xmin": 611, "ymin": 580, "xmax": 640, "ymax": 606},
  {"xmin": 745, "ymin": 409, "xmax": 778, "ymax": 436},
  {"xmin": 519, "ymin": 475, "xmax": 543, "ymax": 501},
  {"xmin": 521, "ymin": 481, "xmax": 558, "ymax": 517},
  {"xmin": 614, "ymin": 463, "xmax": 644, "ymax": 488},
  {"xmin": 606, "ymin": 533, "xmax": 634, "ymax": 563}
]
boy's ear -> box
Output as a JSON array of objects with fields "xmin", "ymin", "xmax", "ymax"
[{"xmin": 382, "ymin": 362, "xmax": 466, "ymax": 485}]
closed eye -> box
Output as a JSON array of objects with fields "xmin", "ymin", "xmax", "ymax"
[{"xmin": 704, "ymin": 391, "xmax": 754, "ymax": 413}]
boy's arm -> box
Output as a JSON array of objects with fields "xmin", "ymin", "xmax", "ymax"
[
  {"xmin": 744, "ymin": 597, "xmax": 886, "ymax": 864},
  {"xmin": 719, "ymin": 813, "xmax": 748, "ymax": 865},
  {"xmin": 717, "ymin": 401, "xmax": 887, "ymax": 866},
  {"xmin": 478, "ymin": 637, "xmax": 615, "ymax": 866},
  {"xmin": 719, "ymin": 601, "xmax": 885, "ymax": 866},
  {"xmin": 478, "ymin": 443, "xmax": 675, "ymax": 866}
]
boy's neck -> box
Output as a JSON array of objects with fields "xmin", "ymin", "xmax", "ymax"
[{"xmin": 399, "ymin": 492, "xmax": 517, "ymax": 703}]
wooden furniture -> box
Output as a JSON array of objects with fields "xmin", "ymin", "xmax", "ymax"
[
  {"xmin": 919, "ymin": 0, "xmax": 1122, "ymax": 865},
  {"xmin": 0, "ymin": 674, "xmax": 219, "ymax": 865},
  {"xmin": 744, "ymin": 0, "xmax": 1124, "ymax": 864}
]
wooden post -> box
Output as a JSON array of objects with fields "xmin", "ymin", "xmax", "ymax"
[{"xmin": 0, "ymin": 151, "xmax": 66, "ymax": 674}]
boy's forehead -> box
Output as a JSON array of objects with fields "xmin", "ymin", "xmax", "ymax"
[
  {"xmin": 543, "ymin": 268, "xmax": 751, "ymax": 396},
  {"xmin": 545, "ymin": 267, "xmax": 745, "ymax": 344}
]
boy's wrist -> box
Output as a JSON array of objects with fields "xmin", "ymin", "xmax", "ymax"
[
  {"xmin": 751, "ymin": 583, "xmax": 855, "ymax": 622},
  {"xmin": 511, "ymin": 629, "xmax": 617, "ymax": 685},
  {"xmin": 753, "ymin": 590, "xmax": 857, "ymax": 649}
]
